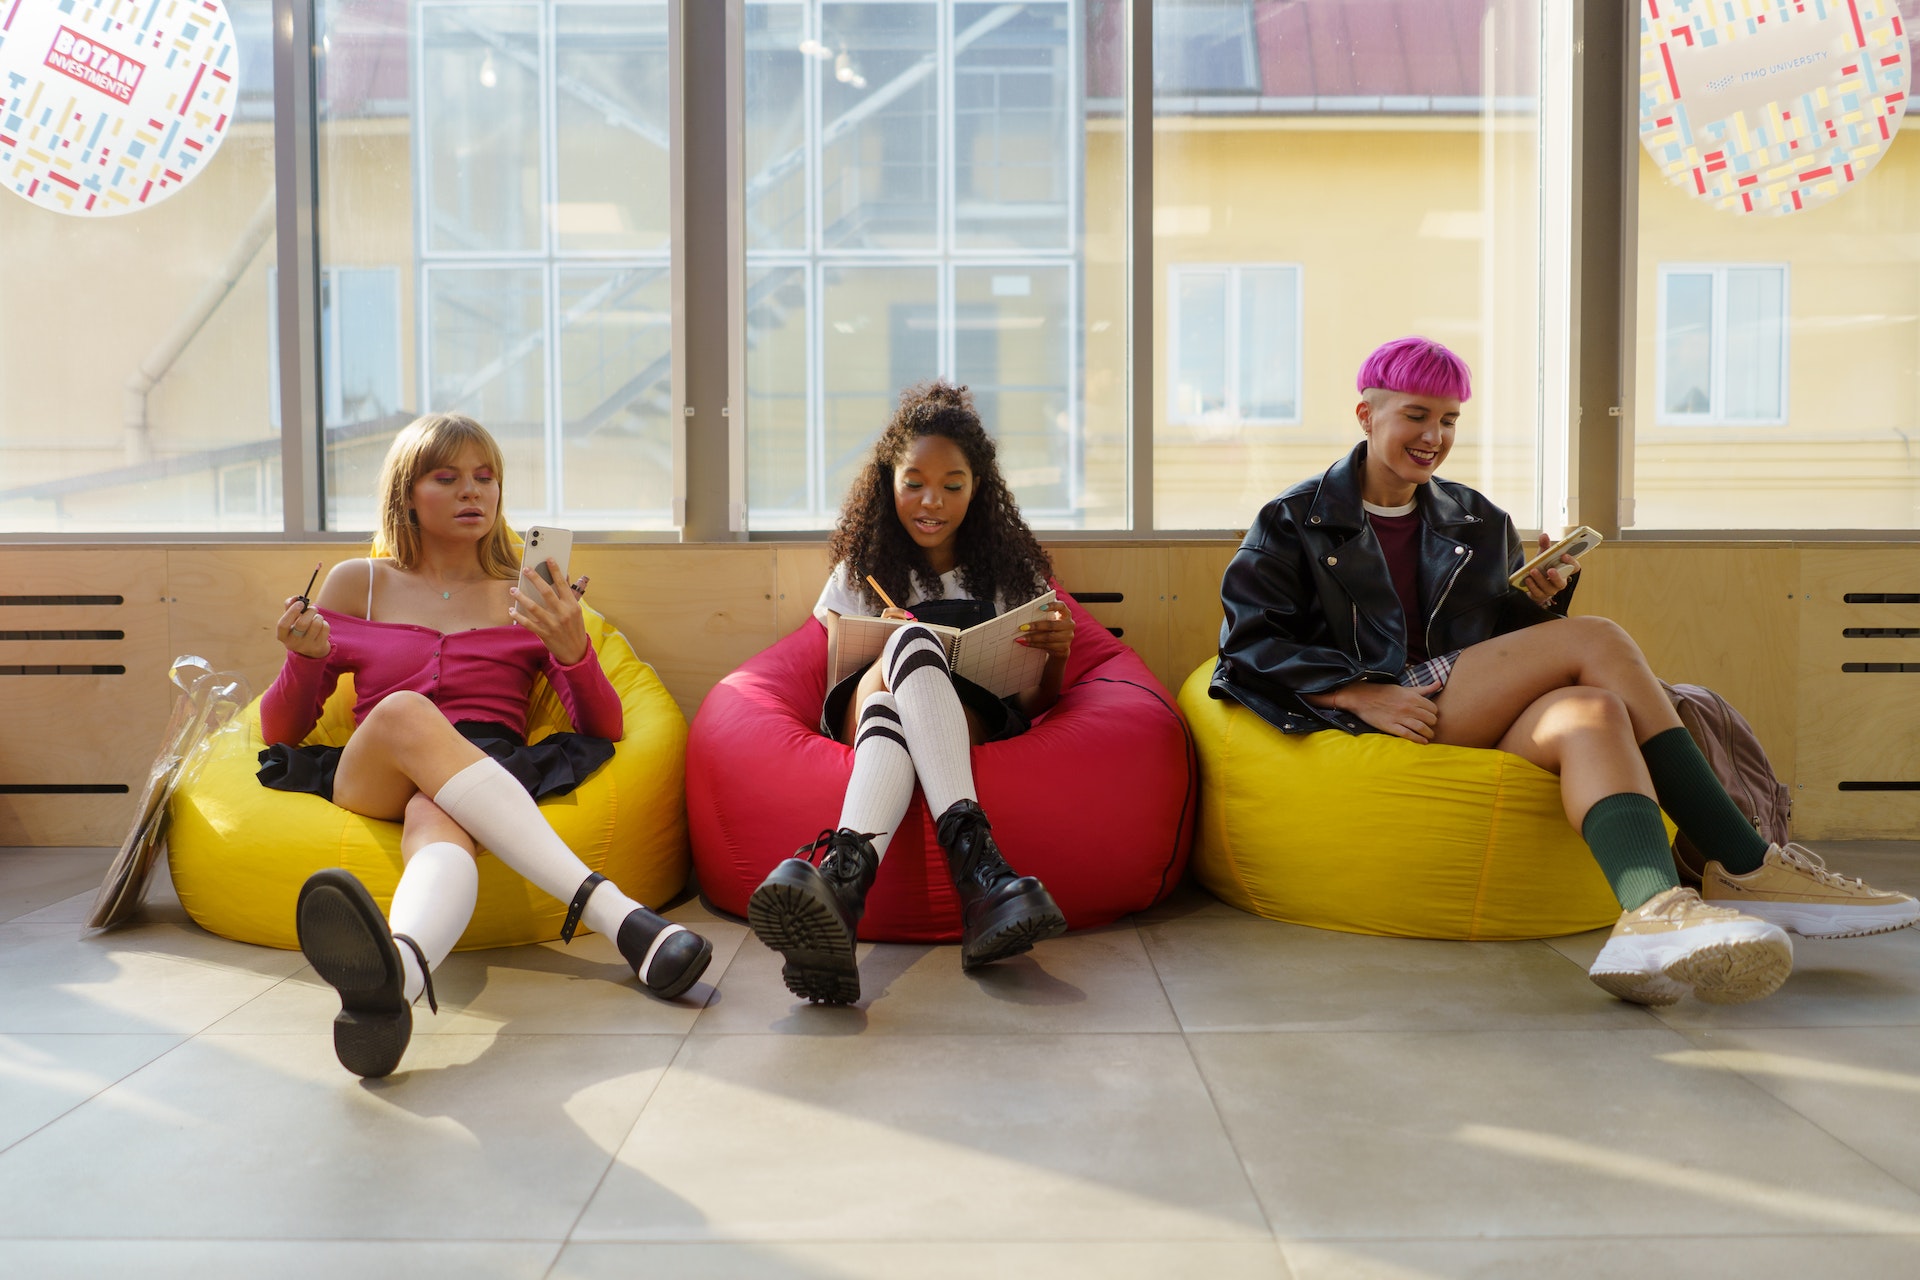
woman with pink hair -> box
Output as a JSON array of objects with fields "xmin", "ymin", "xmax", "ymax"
[{"xmin": 1212, "ymin": 337, "xmax": 1916, "ymax": 1007}]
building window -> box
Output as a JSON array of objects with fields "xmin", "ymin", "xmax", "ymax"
[
  {"xmin": 1153, "ymin": 0, "xmax": 1259, "ymax": 96},
  {"xmin": 1657, "ymin": 265, "xmax": 1788, "ymax": 425},
  {"xmin": 1168, "ymin": 264, "xmax": 1301, "ymax": 427}
]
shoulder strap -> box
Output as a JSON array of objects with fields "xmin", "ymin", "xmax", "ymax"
[{"xmin": 365, "ymin": 559, "xmax": 376, "ymax": 620}]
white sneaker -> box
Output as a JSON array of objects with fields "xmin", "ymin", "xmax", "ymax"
[{"xmin": 1589, "ymin": 887, "xmax": 1792, "ymax": 1006}]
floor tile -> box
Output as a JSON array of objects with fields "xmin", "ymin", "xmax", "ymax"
[
  {"xmin": 1142, "ymin": 916, "xmax": 1656, "ymax": 1032},
  {"xmin": 0, "ymin": 920, "xmax": 308, "ymax": 1034},
  {"xmin": 575, "ymin": 1033, "xmax": 1270, "ymax": 1243},
  {"xmin": 1544, "ymin": 921, "xmax": 1920, "ymax": 1029},
  {"xmin": 0, "ymin": 848, "xmax": 114, "ymax": 924},
  {"xmin": 692, "ymin": 924, "xmax": 1179, "ymax": 1035},
  {"xmin": 1190, "ymin": 1028, "xmax": 1920, "ymax": 1239},
  {"xmin": 0, "ymin": 1241, "xmax": 559, "ymax": 1280},
  {"xmin": 1663, "ymin": 1025, "xmax": 1920, "ymax": 1192},
  {"xmin": 209, "ymin": 918, "xmax": 750, "ymax": 1038},
  {"xmin": 554, "ymin": 1241, "xmax": 1291, "ymax": 1279},
  {"xmin": 1279, "ymin": 1236, "xmax": 1920, "ymax": 1280},
  {"xmin": 0, "ymin": 1033, "xmax": 676, "ymax": 1241},
  {"xmin": 0, "ymin": 1033, "xmax": 183, "ymax": 1150}
]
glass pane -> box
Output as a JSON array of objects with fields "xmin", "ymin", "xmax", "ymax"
[
  {"xmin": 554, "ymin": 4, "xmax": 670, "ymax": 254},
  {"xmin": 820, "ymin": 264, "xmax": 940, "ymax": 520},
  {"xmin": 1154, "ymin": 0, "xmax": 1546, "ymax": 529},
  {"xmin": 1723, "ymin": 267, "xmax": 1783, "ymax": 423},
  {"xmin": 425, "ymin": 267, "xmax": 548, "ymax": 529},
  {"xmin": 1153, "ymin": 0, "xmax": 1258, "ymax": 96},
  {"xmin": 1238, "ymin": 267, "xmax": 1299, "ymax": 421},
  {"xmin": 421, "ymin": 5, "xmax": 543, "ymax": 255},
  {"xmin": 954, "ymin": 3, "xmax": 1071, "ymax": 250},
  {"xmin": 1172, "ymin": 271, "xmax": 1228, "ymax": 422},
  {"xmin": 747, "ymin": 265, "xmax": 814, "ymax": 516},
  {"xmin": 954, "ymin": 267, "xmax": 1072, "ymax": 514},
  {"xmin": 557, "ymin": 267, "xmax": 673, "ymax": 522},
  {"xmin": 319, "ymin": 0, "xmax": 672, "ymax": 530},
  {"xmin": 1661, "ymin": 272, "xmax": 1713, "ymax": 419},
  {"xmin": 0, "ymin": 0, "xmax": 279, "ymax": 532},
  {"xmin": 747, "ymin": 2, "xmax": 809, "ymax": 253},
  {"xmin": 820, "ymin": 3, "xmax": 939, "ymax": 251},
  {"xmin": 745, "ymin": 0, "xmax": 1123, "ymax": 530}
]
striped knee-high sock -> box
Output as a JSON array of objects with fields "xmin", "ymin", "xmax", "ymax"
[{"xmin": 882, "ymin": 624, "xmax": 977, "ymax": 818}]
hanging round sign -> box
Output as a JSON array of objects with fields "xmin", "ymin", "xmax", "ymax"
[
  {"xmin": 1639, "ymin": 0, "xmax": 1911, "ymax": 215},
  {"xmin": 0, "ymin": 0, "xmax": 238, "ymax": 216}
]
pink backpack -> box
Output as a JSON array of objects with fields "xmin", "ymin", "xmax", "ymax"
[{"xmin": 1660, "ymin": 680, "xmax": 1792, "ymax": 883}]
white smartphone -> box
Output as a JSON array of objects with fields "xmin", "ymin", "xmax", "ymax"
[
  {"xmin": 1509, "ymin": 525, "xmax": 1603, "ymax": 589},
  {"xmin": 520, "ymin": 525, "xmax": 574, "ymax": 588}
]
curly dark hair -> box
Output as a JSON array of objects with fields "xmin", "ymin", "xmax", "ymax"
[{"xmin": 827, "ymin": 380, "xmax": 1052, "ymax": 613}]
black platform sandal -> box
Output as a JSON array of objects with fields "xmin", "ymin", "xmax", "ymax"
[{"xmin": 295, "ymin": 868, "xmax": 414, "ymax": 1079}]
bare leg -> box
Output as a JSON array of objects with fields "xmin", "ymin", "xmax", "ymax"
[
  {"xmin": 1431, "ymin": 616, "xmax": 1682, "ymax": 751},
  {"xmin": 1484, "ymin": 686, "xmax": 1654, "ymax": 828},
  {"xmin": 331, "ymin": 691, "xmax": 486, "ymax": 821},
  {"xmin": 400, "ymin": 792, "xmax": 475, "ymax": 861}
]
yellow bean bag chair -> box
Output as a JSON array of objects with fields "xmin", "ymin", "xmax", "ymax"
[
  {"xmin": 167, "ymin": 608, "xmax": 688, "ymax": 951},
  {"xmin": 1178, "ymin": 659, "xmax": 1629, "ymax": 940}
]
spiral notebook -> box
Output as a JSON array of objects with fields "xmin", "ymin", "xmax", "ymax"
[{"xmin": 826, "ymin": 589, "xmax": 1059, "ymax": 698}]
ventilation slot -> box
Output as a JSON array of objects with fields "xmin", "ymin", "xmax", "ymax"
[
  {"xmin": 0, "ymin": 629, "xmax": 126, "ymax": 641},
  {"xmin": 0, "ymin": 784, "xmax": 130, "ymax": 795},
  {"xmin": 1838, "ymin": 782, "xmax": 1920, "ymax": 792},
  {"xmin": 1843, "ymin": 593, "xmax": 1920, "ymax": 604},
  {"xmin": 1841, "ymin": 663, "xmax": 1920, "ymax": 673},
  {"xmin": 0, "ymin": 665, "xmax": 128, "ymax": 676},
  {"xmin": 1844, "ymin": 627, "xmax": 1920, "ymax": 639},
  {"xmin": 0, "ymin": 595, "xmax": 125, "ymax": 606},
  {"xmin": 1074, "ymin": 592, "xmax": 1124, "ymax": 603}
]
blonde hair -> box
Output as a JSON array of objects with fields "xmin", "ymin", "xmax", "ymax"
[{"xmin": 369, "ymin": 413, "xmax": 521, "ymax": 578}]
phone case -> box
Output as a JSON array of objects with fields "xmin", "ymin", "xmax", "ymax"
[
  {"xmin": 521, "ymin": 526, "xmax": 574, "ymax": 587},
  {"xmin": 1510, "ymin": 527, "xmax": 1602, "ymax": 588}
]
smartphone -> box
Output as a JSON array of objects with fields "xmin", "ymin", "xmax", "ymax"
[
  {"xmin": 1510, "ymin": 525, "xmax": 1603, "ymax": 589},
  {"xmin": 520, "ymin": 525, "xmax": 574, "ymax": 588}
]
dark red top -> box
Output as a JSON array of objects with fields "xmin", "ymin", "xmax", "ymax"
[
  {"xmin": 260, "ymin": 609, "xmax": 624, "ymax": 747},
  {"xmin": 1367, "ymin": 508, "xmax": 1427, "ymax": 663}
]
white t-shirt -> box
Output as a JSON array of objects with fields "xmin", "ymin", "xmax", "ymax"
[{"xmin": 812, "ymin": 561, "xmax": 1015, "ymax": 624}]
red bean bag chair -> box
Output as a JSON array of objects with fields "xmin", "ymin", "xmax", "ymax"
[{"xmin": 688, "ymin": 589, "xmax": 1195, "ymax": 941}]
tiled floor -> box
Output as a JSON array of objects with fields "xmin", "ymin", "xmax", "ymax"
[{"xmin": 3, "ymin": 844, "xmax": 1920, "ymax": 1279}]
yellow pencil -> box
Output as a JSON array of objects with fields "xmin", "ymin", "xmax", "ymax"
[{"xmin": 865, "ymin": 574, "xmax": 899, "ymax": 611}]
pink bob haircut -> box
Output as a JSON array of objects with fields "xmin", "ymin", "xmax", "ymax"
[{"xmin": 1356, "ymin": 336, "xmax": 1473, "ymax": 402}]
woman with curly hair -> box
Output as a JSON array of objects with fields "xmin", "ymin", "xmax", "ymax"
[{"xmin": 747, "ymin": 380, "xmax": 1072, "ymax": 1003}]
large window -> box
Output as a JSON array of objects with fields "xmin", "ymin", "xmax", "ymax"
[
  {"xmin": 1152, "ymin": 0, "xmax": 1548, "ymax": 530},
  {"xmin": 743, "ymin": 0, "xmax": 1123, "ymax": 530},
  {"xmin": 317, "ymin": 0, "xmax": 674, "ymax": 532},
  {"xmin": 0, "ymin": 0, "xmax": 279, "ymax": 533}
]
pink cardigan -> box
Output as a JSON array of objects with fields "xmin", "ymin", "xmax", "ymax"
[{"xmin": 260, "ymin": 609, "xmax": 624, "ymax": 748}]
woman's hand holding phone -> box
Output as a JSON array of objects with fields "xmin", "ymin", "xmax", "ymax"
[
  {"xmin": 275, "ymin": 595, "xmax": 331, "ymax": 659},
  {"xmin": 510, "ymin": 558, "xmax": 589, "ymax": 665},
  {"xmin": 1518, "ymin": 531, "xmax": 1583, "ymax": 606}
]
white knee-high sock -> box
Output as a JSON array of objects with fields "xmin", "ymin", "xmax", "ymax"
[
  {"xmin": 882, "ymin": 625, "xmax": 977, "ymax": 818},
  {"xmin": 837, "ymin": 690, "xmax": 915, "ymax": 861},
  {"xmin": 387, "ymin": 841, "xmax": 478, "ymax": 1005},
  {"xmin": 433, "ymin": 758, "xmax": 641, "ymax": 939}
]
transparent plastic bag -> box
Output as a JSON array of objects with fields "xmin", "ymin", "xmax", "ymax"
[{"xmin": 86, "ymin": 656, "xmax": 251, "ymax": 931}]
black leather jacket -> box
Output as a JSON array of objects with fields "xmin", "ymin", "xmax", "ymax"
[{"xmin": 1210, "ymin": 441, "xmax": 1574, "ymax": 735}]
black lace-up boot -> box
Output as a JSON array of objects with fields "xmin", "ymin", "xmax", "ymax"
[
  {"xmin": 748, "ymin": 829, "xmax": 881, "ymax": 1004},
  {"xmin": 934, "ymin": 799, "xmax": 1068, "ymax": 970}
]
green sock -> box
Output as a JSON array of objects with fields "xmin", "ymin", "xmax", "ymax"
[
  {"xmin": 1581, "ymin": 793, "xmax": 1681, "ymax": 911},
  {"xmin": 1639, "ymin": 726, "xmax": 1769, "ymax": 874}
]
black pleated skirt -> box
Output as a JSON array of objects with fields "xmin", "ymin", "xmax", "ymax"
[
  {"xmin": 820, "ymin": 666, "xmax": 1031, "ymax": 745},
  {"xmin": 257, "ymin": 720, "xmax": 614, "ymax": 803}
]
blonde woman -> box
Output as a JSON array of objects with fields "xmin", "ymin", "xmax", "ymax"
[{"xmin": 258, "ymin": 414, "xmax": 710, "ymax": 1077}]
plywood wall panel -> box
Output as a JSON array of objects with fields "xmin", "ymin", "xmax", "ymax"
[
  {"xmin": 166, "ymin": 545, "xmax": 363, "ymax": 700},
  {"xmin": 1046, "ymin": 544, "xmax": 1170, "ymax": 687},
  {"xmin": 1168, "ymin": 543, "xmax": 1238, "ymax": 687},
  {"xmin": 773, "ymin": 544, "xmax": 834, "ymax": 635}
]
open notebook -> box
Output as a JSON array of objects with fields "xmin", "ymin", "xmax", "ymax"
[{"xmin": 825, "ymin": 590, "xmax": 1060, "ymax": 698}]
